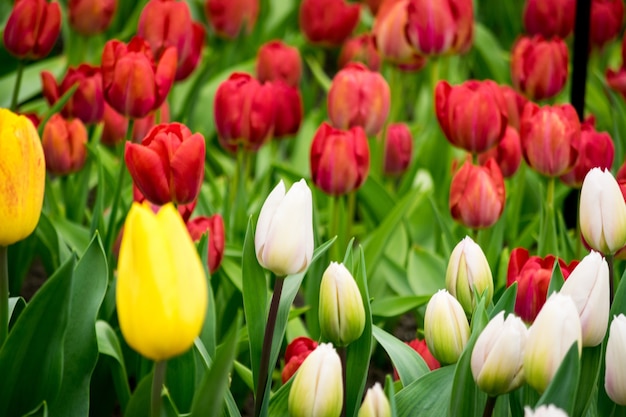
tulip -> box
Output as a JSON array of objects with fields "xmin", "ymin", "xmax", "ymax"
[
  {"xmin": 310, "ymin": 122, "xmax": 370, "ymax": 196},
  {"xmin": 255, "ymin": 179, "xmax": 314, "ymax": 276},
  {"xmin": 590, "ymin": 0, "xmax": 624, "ymax": 50},
  {"xmin": 471, "ymin": 312, "xmax": 528, "ymax": 396},
  {"xmin": 68, "ymin": 0, "xmax": 117, "ymax": 36},
  {"xmin": 579, "ymin": 168, "xmax": 626, "ymax": 254},
  {"xmin": 3, "ymin": 0, "xmax": 61, "ymax": 60},
  {"xmin": 520, "ymin": 102, "xmax": 581, "ymax": 177},
  {"xmin": 42, "ymin": 114, "xmax": 88, "ymax": 176},
  {"xmin": 125, "ymin": 122, "xmax": 205, "ymax": 205},
  {"xmin": 358, "ymin": 383, "xmax": 391, "ymax": 417},
  {"xmin": 288, "ymin": 343, "xmax": 343, "ymax": 417},
  {"xmin": 406, "ymin": 0, "xmax": 474, "ymax": 56},
  {"xmin": 500, "ymin": 85, "xmax": 528, "ymax": 131},
  {"xmin": 282, "ymin": 336, "xmax": 318, "ymax": 383},
  {"xmin": 299, "ymin": 0, "xmax": 360, "ymax": 47},
  {"xmin": 424, "ymin": 289, "xmax": 470, "ymax": 364},
  {"xmin": 449, "ymin": 159, "xmax": 505, "ymax": 229},
  {"xmin": 186, "ymin": 215, "xmax": 226, "ymax": 274},
  {"xmin": 41, "ymin": 64, "xmax": 104, "ymax": 124},
  {"xmin": 405, "ymin": 339, "xmax": 440, "ymax": 370},
  {"xmin": 605, "ymin": 314, "xmax": 626, "ymax": 405},
  {"xmin": 523, "ymin": 0, "xmax": 576, "ymax": 38},
  {"xmin": 213, "ymin": 73, "xmax": 275, "ymax": 152},
  {"xmin": 524, "ymin": 405, "xmax": 570, "ymax": 417},
  {"xmin": 101, "ymin": 36, "xmax": 177, "ymax": 119},
  {"xmin": 101, "ymin": 102, "xmax": 171, "ymax": 146},
  {"xmin": 256, "ymin": 40, "xmax": 302, "ymax": 87},
  {"xmin": 510, "ymin": 35, "xmax": 569, "ymax": 101},
  {"xmin": 0, "ymin": 109, "xmax": 45, "ymax": 246},
  {"xmin": 205, "ymin": 0, "xmax": 259, "ymax": 39},
  {"xmin": 338, "ymin": 34, "xmax": 382, "ymax": 72},
  {"xmin": 446, "ymin": 236, "xmax": 494, "ymax": 314},
  {"xmin": 524, "ymin": 293, "xmax": 582, "ymax": 393},
  {"xmin": 272, "ymin": 82, "xmax": 303, "ymax": 139},
  {"xmin": 117, "ymin": 203, "xmax": 207, "ymax": 360},
  {"xmin": 477, "ymin": 126, "xmax": 522, "ymax": 178},
  {"xmin": 383, "ymin": 123, "xmax": 413, "ymax": 177},
  {"xmin": 435, "ymin": 80, "xmax": 508, "ymax": 154},
  {"xmin": 319, "ymin": 262, "xmax": 366, "ymax": 346},
  {"xmin": 560, "ymin": 117, "xmax": 614, "ymax": 188}
]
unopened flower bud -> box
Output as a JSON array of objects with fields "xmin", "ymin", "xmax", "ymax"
[
  {"xmin": 524, "ymin": 405, "xmax": 569, "ymax": 417},
  {"xmin": 424, "ymin": 290, "xmax": 470, "ymax": 364},
  {"xmin": 358, "ymin": 383, "xmax": 390, "ymax": 417},
  {"xmin": 605, "ymin": 314, "xmax": 626, "ymax": 405}
]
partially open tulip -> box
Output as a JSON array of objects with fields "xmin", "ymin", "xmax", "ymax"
[
  {"xmin": 117, "ymin": 203, "xmax": 207, "ymax": 361},
  {"xmin": 42, "ymin": 114, "xmax": 88, "ymax": 176},
  {"xmin": 424, "ymin": 289, "xmax": 470, "ymax": 364},
  {"xmin": 579, "ymin": 168, "xmax": 626, "ymax": 254},
  {"xmin": 205, "ymin": 0, "xmax": 259, "ymax": 39},
  {"xmin": 125, "ymin": 122, "xmax": 205, "ymax": 205},
  {"xmin": 471, "ymin": 312, "xmax": 528, "ymax": 396},
  {"xmin": 511, "ymin": 36, "xmax": 569, "ymax": 101},
  {"xmin": 520, "ymin": 102, "xmax": 580, "ymax": 177},
  {"xmin": 358, "ymin": 384, "xmax": 391, "ymax": 417},
  {"xmin": 524, "ymin": 405, "xmax": 570, "ymax": 417},
  {"xmin": 68, "ymin": 0, "xmax": 117, "ymax": 36},
  {"xmin": 0, "ymin": 109, "xmax": 45, "ymax": 246},
  {"xmin": 477, "ymin": 126, "xmax": 522, "ymax": 178},
  {"xmin": 101, "ymin": 36, "xmax": 177, "ymax": 118},
  {"xmin": 299, "ymin": 0, "xmax": 360, "ymax": 47},
  {"xmin": 605, "ymin": 314, "xmax": 626, "ymax": 405},
  {"xmin": 187, "ymin": 214, "xmax": 226, "ymax": 274},
  {"xmin": 319, "ymin": 262, "xmax": 366, "ymax": 346},
  {"xmin": 41, "ymin": 64, "xmax": 104, "ymax": 124},
  {"xmin": 310, "ymin": 122, "xmax": 370, "ymax": 196},
  {"xmin": 3, "ymin": 0, "xmax": 61, "ymax": 60},
  {"xmin": 383, "ymin": 123, "xmax": 413, "ymax": 177},
  {"xmin": 523, "ymin": 0, "xmax": 576, "ymax": 38},
  {"xmin": 590, "ymin": 0, "xmax": 624, "ymax": 50},
  {"xmin": 449, "ymin": 159, "xmax": 505, "ymax": 229},
  {"xmin": 255, "ymin": 179, "xmax": 314, "ymax": 276},
  {"xmin": 435, "ymin": 80, "xmax": 507, "ymax": 154},
  {"xmin": 282, "ymin": 337, "xmax": 318, "ymax": 383},
  {"xmin": 446, "ymin": 236, "xmax": 494, "ymax": 314},
  {"xmin": 272, "ymin": 82, "xmax": 303, "ymax": 139},
  {"xmin": 256, "ymin": 40, "xmax": 302, "ymax": 87},
  {"xmin": 288, "ymin": 343, "xmax": 343, "ymax": 417},
  {"xmin": 338, "ymin": 34, "xmax": 382, "ymax": 71},
  {"xmin": 524, "ymin": 293, "xmax": 582, "ymax": 393},
  {"xmin": 327, "ymin": 63, "xmax": 390, "ymax": 136}
]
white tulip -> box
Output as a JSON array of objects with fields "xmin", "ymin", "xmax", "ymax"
[
  {"xmin": 605, "ymin": 314, "xmax": 626, "ymax": 405},
  {"xmin": 358, "ymin": 383, "xmax": 390, "ymax": 417},
  {"xmin": 424, "ymin": 289, "xmax": 470, "ymax": 364},
  {"xmin": 524, "ymin": 405, "xmax": 569, "ymax": 417}
]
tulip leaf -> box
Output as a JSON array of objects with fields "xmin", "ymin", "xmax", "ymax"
[
  {"xmin": 8, "ymin": 296, "xmax": 25, "ymax": 329},
  {"xmin": 371, "ymin": 295, "xmax": 431, "ymax": 318},
  {"xmin": 407, "ymin": 246, "xmax": 447, "ymax": 297},
  {"xmin": 547, "ymin": 259, "xmax": 565, "ymax": 297},
  {"xmin": 489, "ymin": 282, "xmax": 517, "ymax": 319},
  {"xmin": 470, "ymin": 23, "xmax": 509, "ymax": 83},
  {"xmin": 304, "ymin": 56, "xmax": 331, "ymax": 92},
  {"xmin": 166, "ymin": 349, "xmax": 197, "ymax": 414},
  {"xmin": 49, "ymin": 235, "xmax": 109, "ymax": 417},
  {"xmin": 124, "ymin": 371, "xmax": 179, "ymax": 417},
  {"xmin": 267, "ymin": 377, "xmax": 293, "ymax": 417},
  {"xmin": 537, "ymin": 179, "xmax": 560, "ymax": 257},
  {"xmin": 536, "ymin": 342, "xmax": 580, "ymax": 414},
  {"xmin": 95, "ymin": 320, "xmax": 131, "ymax": 411},
  {"xmin": 372, "ymin": 326, "xmax": 430, "ymax": 387},
  {"xmin": 395, "ymin": 365, "xmax": 455, "ymax": 417},
  {"xmin": 573, "ymin": 345, "xmax": 603, "ymax": 417},
  {"xmin": 37, "ymin": 83, "xmax": 79, "ymax": 137},
  {"xmin": 197, "ymin": 234, "xmax": 217, "ymax": 357},
  {"xmin": 0, "ymin": 56, "xmax": 66, "ymax": 108},
  {"xmin": 0, "ymin": 257, "xmax": 75, "ymax": 416},
  {"xmin": 385, "ymin": 374, "xmax": 398, "ymax": 417},
  {"xmin": 21, "ymin": 401, "xmax": 48, "ymax": 417}
]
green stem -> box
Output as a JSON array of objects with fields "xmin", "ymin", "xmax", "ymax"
[
  {"xmin": 151, "ymin": 361, "xmax": 167, "ymax": 417},
  {"xmin": 330, "ymin": 196, "xmax": 341, "ymax": 261},
  {"xmin": 608, "ymin": 254, "xmax": 615, "ymax": 306},
  {"xmin": 10, "ymin": 61, "xmax": 24, "ymax": 111},
  {"xmin": 346, "ymin": 192, "xmax": 356, "ymax": 246},
  {"xmin": 0, "ymin": 246, "xmax": 8, "ymax": 348},
  {"xmin": 339, "ymin": 346, "xmax": 347, "ymax": 417},
  {"xmin": 482, "ymin": 396, "xmax": 497, "ymax": 417}
]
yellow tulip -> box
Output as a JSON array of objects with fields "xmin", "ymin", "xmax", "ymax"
[
  {"xmin": 116, "ymin": 202, "xmax": 207, "ymax": 361},
  {"xmin": 0, "ymin": 109, "xmax": 45, "ymax": 246}
]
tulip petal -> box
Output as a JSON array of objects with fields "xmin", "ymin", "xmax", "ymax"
[
  {"xmin": 170, "ymin": 133, "xmax": 205, "ymax": 204},
  {"xmin": 125, "ymin": 142, "xmax": 171, "ymax": 205}
]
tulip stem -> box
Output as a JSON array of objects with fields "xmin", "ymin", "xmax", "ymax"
[
  {"xmin": 339, "ymin": 346, "xmax": 347, "ymax": 417},
  {"xmin": 10, "ymin": 61, "xmax": 24, "ymax": 111},
  {"xmin": 0, "ymin": 246, "xmax": 8, "ymax": 348},
  {"xmin": 608, "ymin": 254, "xmax": 615, "ymax": 305},
  {"xmin": 151, "ymin": 360, "xmax": 167, "ymax": 417},
  {"xmin": 482, "ymin": 396, "xmax": 497, "ymax": 417},
  {"xmin": 254, "ymin": 276, "xmax": 285, "ymax": 417}
]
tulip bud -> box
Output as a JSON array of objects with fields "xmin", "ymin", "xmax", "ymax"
[
  {"xmin": 524, "ymin": 293, "xmax": 582, "ymax": 393},
  {"xmin": 125, "ymin": 122, "xmax": 205, "ymax": 205},
  {"xmin": 299, "ymin": 0, "xmax": 360, "ymax": 47},
  {"xmin": 187, "ymin": 215, "xmax": 226, "ymax": 274},
  {"xmin": 68, "ymin": 0, "xmax": 117, "ymax": 36},
  {"xmin": 511, "ymin": 35, "xmax": 569, "ymax": 101},
  {"xmin": 579, "ymin": 168, "xmax": 626, "ymax": 254},
  {"xmin": 559, "ymin": 251, "xmax": 609, "ymax": 347},
  {"xmin": 520, "ymin": 102, "xmax": 581, "ymax": 177},
  {"xmin": 327, "ymin": 63, "xmax": 390, "ymax": 136},
  {"xmin": 319, "ymin": 262, "xmax": 366, "ymax": 346},
  {"xmin": 310, "ymin": 122, "xmax": 370, "ymax": 196},
  {"xmin": 358, "ymin": 383, "xmax": 391, "ymax": 417},
  {"xmin": 256, "ymin": 40, "xmax": 302, "ymax": 87},
  {"xmin": 500, "ymin": 85, "xmax": 528, "ymax": 131},
  {"xmin": 435, "ymin": 80, "xmax": 508, "ymax": 154},
  {"xmin": 117, "ymin": 203, "xmax": 207, "ymax": 360},
  {"xmin": 272, "ymin": 82, "xmax": 303, "ymax": 139},
  {"xmin": 255, "ymin": 179, "xmax": 314, "ymax": 276},
  {"xmin": 446, "ymin": 236, "xmax": 494, "ymax": 314},
  {"xmin": 471, "ymin": 312, "xmax": 528, "ymax": 395},
  {"xmin": 42, "ymin": 114, "xmax": 88, "ymax": 176},
  {"xmin": 0, "ymin": 109, "xmax": 46, "ymax": 246},
  {"xmin": 590, "ymin": 0, "xmax": 624, "ymax": 50},
  {"xmin": 205, "ymin": 0, "xmax": 259, "ymax": 39},
  {"xmin": 449, "ymin": 159, "xmax": 505, "ymax": 229},
  {"xmin": 523, "ymin": 0, "xmax": 576, "ymax": 38},
  {"xmin": 424, "ymin": 289, "xmax": 470, "ymax": 364},
  {"xmin": 605, "ymin": 314, "xmax": 626, "ymax": 405},
  {"xmin": 288, "ymin": 343, "xmax": 343, "ymax": 417},
  {"xmin": 383, "ymin": 123, "xmax": 413, "ymax": 177},
  {"xmin": 477, "ymin": 126, "xmax": 522, "ymax": 178},
  {"xmin": 3, "ymin": 0, "xmax": 61, "ymax": 60},
  {"xmin": 338, "ymin": 34, "xmax": 382, "ymax": 72},
  {"xmin": 524, "ymin": 405, "xmax": 569, "ymax": 417},
  {"xmin": 282, "ymin": 337, "xmax": 318, "ymax": 383}
]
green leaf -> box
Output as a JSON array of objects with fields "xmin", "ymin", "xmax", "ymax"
[
  {"xmin": 489, "ymin": 283, "xmax": 517, "ymax": 319},
  {"xmin": 547, "ymin": 259, "xmax": 565, "ymax": 297},
  {"xmin": 96, "ymin": 320, "xmax": 131, "ymax": 411},
  {"xmin": 8, "ymin": 296, "xmax": 26, "ymax": 329},
  {"xmin": 0, "ymin": 257, "xmax": 75, "ymax": 416},
  {"xmin": 572, "ymin": 345, "xmax": 602, "ymax": 417},
  {"xmin": 395, "ymin": 365, "xmax": 455, "ymax": 417},
  {"xmin": 0, "ymin": 56, "xmax": 66, "ymax": 108},
  {"xmin": 197, "ymin": 234, "xmax": 217, "ymax": 357},
  {"xmin": 166, "ymin": 349, "xmax": 197, "ymax": 414},
  {"xmin": 371, "ymin": 296, "xmax": 431, "ymax": 318},
  {"xmin": 470, "ymin": 23, "xmax": 509, "ymax": 83},
  {"xmin": 385, "ymin": 374, "xmax": 398, "ymax": 417},
  {"xmin": 49, "ymin": 235, "xmax": 109, "ymax": 417},
  {"xmin": 536, "ymin": 342, "xmax": 581, "ymax": 415},
  {"xmin": 372, "ymin": 326, "xmax": 430, "ymax": 387},
  {"xmin": 267, "ymin": 377, "xmax": 293, "ymax": 417},
  {"xmin": 304, "ymin": 56, "xmax": 331, "ymax": 92},
  {"xmin": 21, "ymin": 402, "xmax": 48, "ymax": 417}
]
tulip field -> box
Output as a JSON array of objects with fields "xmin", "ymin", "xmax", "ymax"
[{"xmin": 4, "ymin": 0, "xmax": 626, "ymax": 416}]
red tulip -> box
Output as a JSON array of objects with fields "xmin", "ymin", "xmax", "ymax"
[
  {"xmin": 393, "ymin": 339, "xmax": 440, "ymax": 379},
  {"xmin": 68, "ymin": 0, "xmax": 117, "ymax": 36},
  {"xmin": 500, "ymin": 85, "xmax": 528, "ymax": 132},
  {"xmin": 256, "ymin": 40, "xmax": 302, "ymax": 87},
  {"xmin": 299, "ymin": 0, "xmax": 360, "ymax": 47},
  {"xmin": 282, "ymin": 337, "xmax": 318, "ymax": 383},
  {"xmin": 338, "ymin": 33, "xmax": 382, "ymax": 72},
  {"xmin": 101, "ymin": 102, "xmax": 170, "ymax": 146},
  {"xmin": 133, "ymin": 182, "xmax": 196, "ymax": 222},
  {"xmin": 42, "ymin": 114, "xmax": 88, "ymax": 176},
  {"xmin": 187, "ymin": 215, "xmax": 226, "ymax": 274},
  {"xmin": 477, "ymin": 126, "xmax": 522, "ymax": 178},
  {"xmin": 310, "ymin": 122, "xmax": 370, "ymax": 196},
  {"xmin": 523, "ymin": 0, "xmax": 576, "ymax": 39},
  {"xmin": 384, "ymin": 123, "xmax": 413, "ymax": 176},
  {"xmin": 590, "ymin": 0, "xmax": 624, "ymax": 49},
  {"xmin": 205, "ymin": 0, "xmax": 259, "ymax": 39},
  {"xmin": 272, "ymin": 82, "xmax": 303, "ymax": 139},
  {"xmin": 3, "ymin": 0, "xmax": 61, "ymax": 60},
  {"xmin": 125, "ymin": 122, "xmax": 205, "ymax": 205}
]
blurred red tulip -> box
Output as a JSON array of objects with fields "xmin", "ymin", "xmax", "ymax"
[
  {"xmin": 500, "ymin": 85, "xmax": 528, "ymax": 132},
  {"xmin": 3, "ymin": 0, "xmax": 61, "ymax": 60},
  {"xmin": 310, "ymin": 122, "xmax": 370, "ymax": 196},
  {"xmin": 282, "ymin": 337, "xmax": 318, "ymax": 383},
  {"xmin": 69, "ymin": 0, "xmax": 117, "ymax": 36},
  {"xmin": 272, "ymin": 82, "xmax": 303, "ymax": 139},
  {"xmin": 256, "ymin": 40, "xmax": 302, "ymax": 87},
  {"xmin": 205, "ymin": 0, "xmax": 259, "ymax": 39},
  {"xmin": 478, "ymin": 126, "xmax": 522, "ymax": 178},
  {"xmin": 187, "ymin": 214, "xmax": 226, "ymax": 274},
  {"xmin": 338, "ymin": 33, "xmax": 382, "ymax": 71},
  {"xmin": 590, "ymin": 0, "xmax": 624, "ymax": 49},
  {"xmin": 101, "ymin": 102, "xmax": 170, "ymax": 146},
  {"xmin": 42, "ymin": 114, "xmax": 88, "ymax": 176},
  {"xmin": 299, "ymin": 0, "xmax": 360, "ymax": 47},
  {"xmin": 523, "ymin": 0, "xmax": 576, "ymax": 38},
  {"xmin": 384, "ymin": 123, "xmax": 413, "ymax": 176}
]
